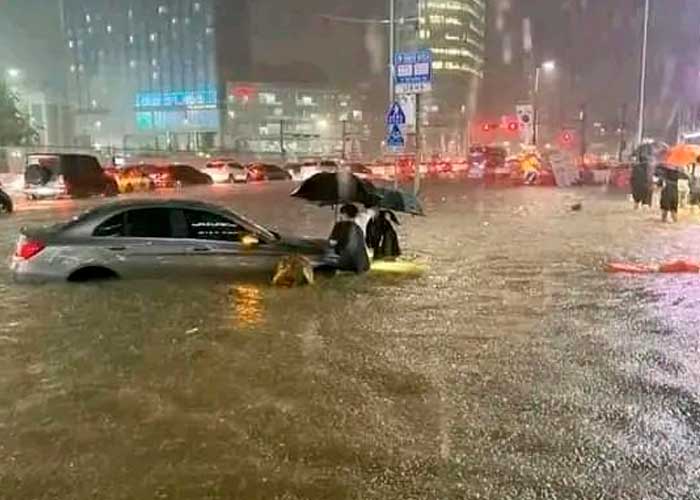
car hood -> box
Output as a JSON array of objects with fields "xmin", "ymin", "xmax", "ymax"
[{"xmin": 275, "ymin": 235, "xmax": 332, "ymax": 255}]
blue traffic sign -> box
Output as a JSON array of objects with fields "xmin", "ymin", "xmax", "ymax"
[
  {"xmin": 386, "ymin": 124, "xmax": 405, "ymax": 149},
  {"xmin": 386, "ymin": 102, "xmax": 406, "ymax": 125},
  {"xmin": 394, "ymin": 50, "xmax": 432, "ymax": 84}
]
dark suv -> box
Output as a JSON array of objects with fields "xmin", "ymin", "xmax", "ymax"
[{"xmin": 24, "ymin": 153, "xmax": 118, "ymax": 200}]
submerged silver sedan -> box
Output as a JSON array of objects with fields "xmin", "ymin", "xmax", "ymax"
[{"xmin": 11, "ymin": 199, "xmax": 338, "ymax": 282}]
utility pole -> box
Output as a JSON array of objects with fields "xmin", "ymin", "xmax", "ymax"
[
  {"xmin": 279, "ymin": 119, "xmax": 286, "ymax": 162},
  {"xmin": 618, "ymin": 103, "xmax": 628, "ymax": 162},
  {"xmin": 389, "ymin": 0, "xmax": 396, "ymax": 105},
  {"xmin": 532, "ymin": 66, "xmax": 541, "ymax": 146},
  {"xmin": 389, "ymin": 0, "xmax": 399, "ymax": 188},
  {"xmin": 579, "ymin": 104, "xmax": 587, "ymax": 165},
  {"xmin": 636, "ymin": 0, "xmax": 650, "ymax": 145},
  {"xmin": 341, "ymin": 119, "xmax": 347, "ymax": 161},
  {"xmin": 414, "ymin": 94, "xmax": 421, "ymax": 196}
]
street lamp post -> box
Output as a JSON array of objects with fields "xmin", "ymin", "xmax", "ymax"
[
  {"xmin": 532, "ymin": 60, "xmax": 555, "ymax": 147},
  {"xmin": 389, "ymin": 0, "xmax": 396, "ymax": 106},
  {"xmin": 636, "ymin": 0, "xmax": 650, "ymax": 145}
]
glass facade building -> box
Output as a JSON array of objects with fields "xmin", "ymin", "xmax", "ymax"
[
  {"xmin": 60, "ymin": 0, "xmax": 251, "ymax": 149},
  {"xmin": 226, "ymin": 82, "xmax": 368, "ymax": 159},
  {"xmin": 397, "ymin": 0, "xmax": 486, "ymax": 154}
]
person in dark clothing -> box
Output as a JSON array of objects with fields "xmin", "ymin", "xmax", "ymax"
[
  {"xmin": 329, "ymin": 204, "xmax": 370, "ymax": 273},
  {"xmin": 656, "ymin": 165, "xmax": 688, "ymax": 223},
  {"xmin": 631, "ymin": 156, "xmax": 653, "ymax": 208},
  {"xmin": 366, "ymin": 210, "xmax": 401, "ymax": 261},
  {"xmin": 690, "ymin": 161, "xmax": 700, "ymax": 213}
]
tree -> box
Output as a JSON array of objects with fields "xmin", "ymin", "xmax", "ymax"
[{"xmin": 0, "ymin": 81, "xmax": 38, "ymax": 146}]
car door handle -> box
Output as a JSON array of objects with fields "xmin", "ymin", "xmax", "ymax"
[
  {"xmin": 192, "ymin": 247, "xmax": 211, "ymax": 252},
  {"xmin": 108, "ymin": 246, "xmax": 126, "ymax": 251}
]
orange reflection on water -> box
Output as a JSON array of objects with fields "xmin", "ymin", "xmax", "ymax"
[{"xmin": 231, "ymin": 284, "xmax": 265, "ymax": 328}]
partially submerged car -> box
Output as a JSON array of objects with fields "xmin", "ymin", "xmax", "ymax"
[
  {"xmin": 106, "ymin": 165, "xmax": 156, "ymax": 193},
  {"xmin": 24, "ymin": 153, "xmax": 118, "ymax": 199},
  {"xmin": 140, "ymin": 164, "xmax": 213, "ymax": 188},
  {"xmin": 204, "ymin": 160, "xmax": 248, "ymax": 184},
  {"xmin": 11, "ymin": 199, "xmax": 338, "ymax": 282}
]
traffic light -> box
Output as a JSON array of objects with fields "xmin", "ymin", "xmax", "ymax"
[
  {"xmin": 562, "ymin": 131, "xmax": 573, "ymax": 143},
  {"xmin": 507, "ymin": 122, "xmax": 519, "ymax": 132},
  {"xmin": 482, "ymin": 123, "xmax": 492, "ymax": 132}
]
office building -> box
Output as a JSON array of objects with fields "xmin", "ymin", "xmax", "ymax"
[
  {"xmin": 0, "ymin": 0, "xmax": 74, "ymax": 148},
  {"xmin": 226, "ymin": 82, "xmax": 368, "ymax": 159},
  {"xmin": 396, "ymin": 0, "xmax": 486, "ymax": 154},
  {"xmin": 60, "ymin": 0, "xmax": 252, "ymax": 149}
]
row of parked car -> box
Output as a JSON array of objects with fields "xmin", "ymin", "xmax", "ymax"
[{"xmin": 18, "ymin": 154, "xmax": 295, "ymax": 201}]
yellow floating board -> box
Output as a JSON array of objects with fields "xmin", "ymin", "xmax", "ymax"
[{"xmin": 370, "ymin": 260, "xmax": 427, "ymax": 275}]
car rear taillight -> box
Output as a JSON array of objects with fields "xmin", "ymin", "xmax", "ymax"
[{"xmin": 16, "ymin": 239, "xmax": 45, "ymax": 260}]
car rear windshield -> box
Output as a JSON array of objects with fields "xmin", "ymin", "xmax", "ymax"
[{"xmin": 25, "ymin": 164, "xmax": 59, "ymax": 185}]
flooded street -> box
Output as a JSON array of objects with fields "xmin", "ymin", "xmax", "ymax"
[{"xmin": 2, "ymin": 182, "xmax": 700, "ymax": 499}]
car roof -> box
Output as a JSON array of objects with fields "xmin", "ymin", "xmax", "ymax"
[
  {"xmin": 26, "ymin": 153, "xmax": 98, "ymax": 160},
  {"xmin": 64, "ymin": 199, "xmax": 276, "ymax": 240}
]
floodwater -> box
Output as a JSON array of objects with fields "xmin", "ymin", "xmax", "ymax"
[{"xmin": 1, "ymin": 182, "xmax": 700, "ymax": 499}]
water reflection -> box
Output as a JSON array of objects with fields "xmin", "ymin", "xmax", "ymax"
[{"xmin": 230, "ymin": 284, "xmax": 265, "ymax": 328}]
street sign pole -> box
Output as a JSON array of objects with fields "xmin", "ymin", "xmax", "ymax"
[
  {"xmin": 389, "ymin": 0, "xmax": 395, "ymax": 105},
  {"xmin": 414, "ymin": 93, "xmax": 421, "ymax": 196},
  {"xmin": 341, "ymin": 119, "xmax": 347, "ymax": 161},
  {"xmin": 636, "ymin": 0, "xmax": 650, "ymax": 146},
  {"xmin": 391, "ymin": 49, "xmax": 432, "ymax": 190},
  {"xmin": 279, "ymin": 119, "xmax": 286, "ymax": 162}
]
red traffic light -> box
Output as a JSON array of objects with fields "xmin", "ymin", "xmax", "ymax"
[
  {"xmin": 507, "ymin": 122, "xmax": 519, "ymax": 132},
  {"xmin": 562, "ymin": 131, "xmax": 573, "ymax": 143}
]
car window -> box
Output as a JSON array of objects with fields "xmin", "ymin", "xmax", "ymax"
[
  {"xmin": 94, "ymin": 213, "xmax": 126, "ymax": 237},
  {"xmin": 177, "ymin": 166, "xmax": 195, "ymax": 180},
  {"xmin": 125, "ymin": 208, "xmax": 174, "ymax": 238},
  {"xmin": 184, "ymin": 209, "xmax": 247, "ymax": 242}
]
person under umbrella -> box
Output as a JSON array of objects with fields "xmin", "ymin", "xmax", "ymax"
[
  {"xmin": 366, "ymin": 210, "xmax": 401, "ymax": 261},
  {"xmin": 631, "ymin": 155, "xmax": 653, "ymax": 209},
  {"xmin": 329, "ymin": 204, "xmax": 370, "ymax": 274},
  {"xmin": 656, "ymin": 165, "xmax": 689, "ymax": 223},
  {"xmin": 689, "ymin": 159, "xmax": 700, "ymax": 214}
]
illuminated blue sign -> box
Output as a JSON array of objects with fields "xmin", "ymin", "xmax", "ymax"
[{"xmin": 135, "ymin": 88, "xmax": 218, "ymax": 109}]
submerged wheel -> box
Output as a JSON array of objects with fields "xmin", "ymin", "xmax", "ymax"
[{"xmin": 68, "ymin": 267, "xmax": 119, "ymax": 282}]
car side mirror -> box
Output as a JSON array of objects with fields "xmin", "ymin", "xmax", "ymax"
[{"xmin": 241, "ymin": 234, "xmax": 260, "ymax": 247}]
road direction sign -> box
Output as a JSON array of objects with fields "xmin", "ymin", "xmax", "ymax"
[
  {"xmin": 397, "ymin": 94, "xmax": 416, "ymax": 134},
  {"xmin": 386, "ymin": 124, "xmax": 405, "ymax": 150},
  {"xmin": 386, "ymin": 102, "xmax": 406, "ymax": 125},
  {"xmin": 394, "ymin": 49, "xmax": 433, "ymax": 95},
  {"xmin": 516, "ymin": 104, "xmax": 534, "ymax": 143}
]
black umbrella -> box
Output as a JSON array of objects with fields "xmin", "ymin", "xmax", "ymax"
[
  {"xmin": 291, "ymin": 172, "xmax": 380, "ymax": 207},
  {"xmin": 633, "ymin": 141, "xmax": 668, "ymax": 163},
  {"xmin": 371, "ymin": 186, "xmax": 425, "ymax": 216}
]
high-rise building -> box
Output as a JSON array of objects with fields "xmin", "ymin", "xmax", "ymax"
[
  {"xmin": 396, "ymin": 0, "xmax": 486, "ymax": 154},
  {"xmin": 60, "ymin": 0, "xmax": 252, "ymax": 149},
  {"xmin": 0, "ymin": 0, "xmax": 74, "ymax": 150}
]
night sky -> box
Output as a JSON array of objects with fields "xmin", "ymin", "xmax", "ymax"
[
  {"xmin": 1, "ymin": 0, "xmax": 698, "ymax": 139},
  {"xmin": 253, "ymin": 0, "xmax": 700, "ymax": 139}
]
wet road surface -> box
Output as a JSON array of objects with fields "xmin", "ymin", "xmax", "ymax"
[{"xmin": 1, "ymin": 182, "xmax": 700, "ymax": 499}]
